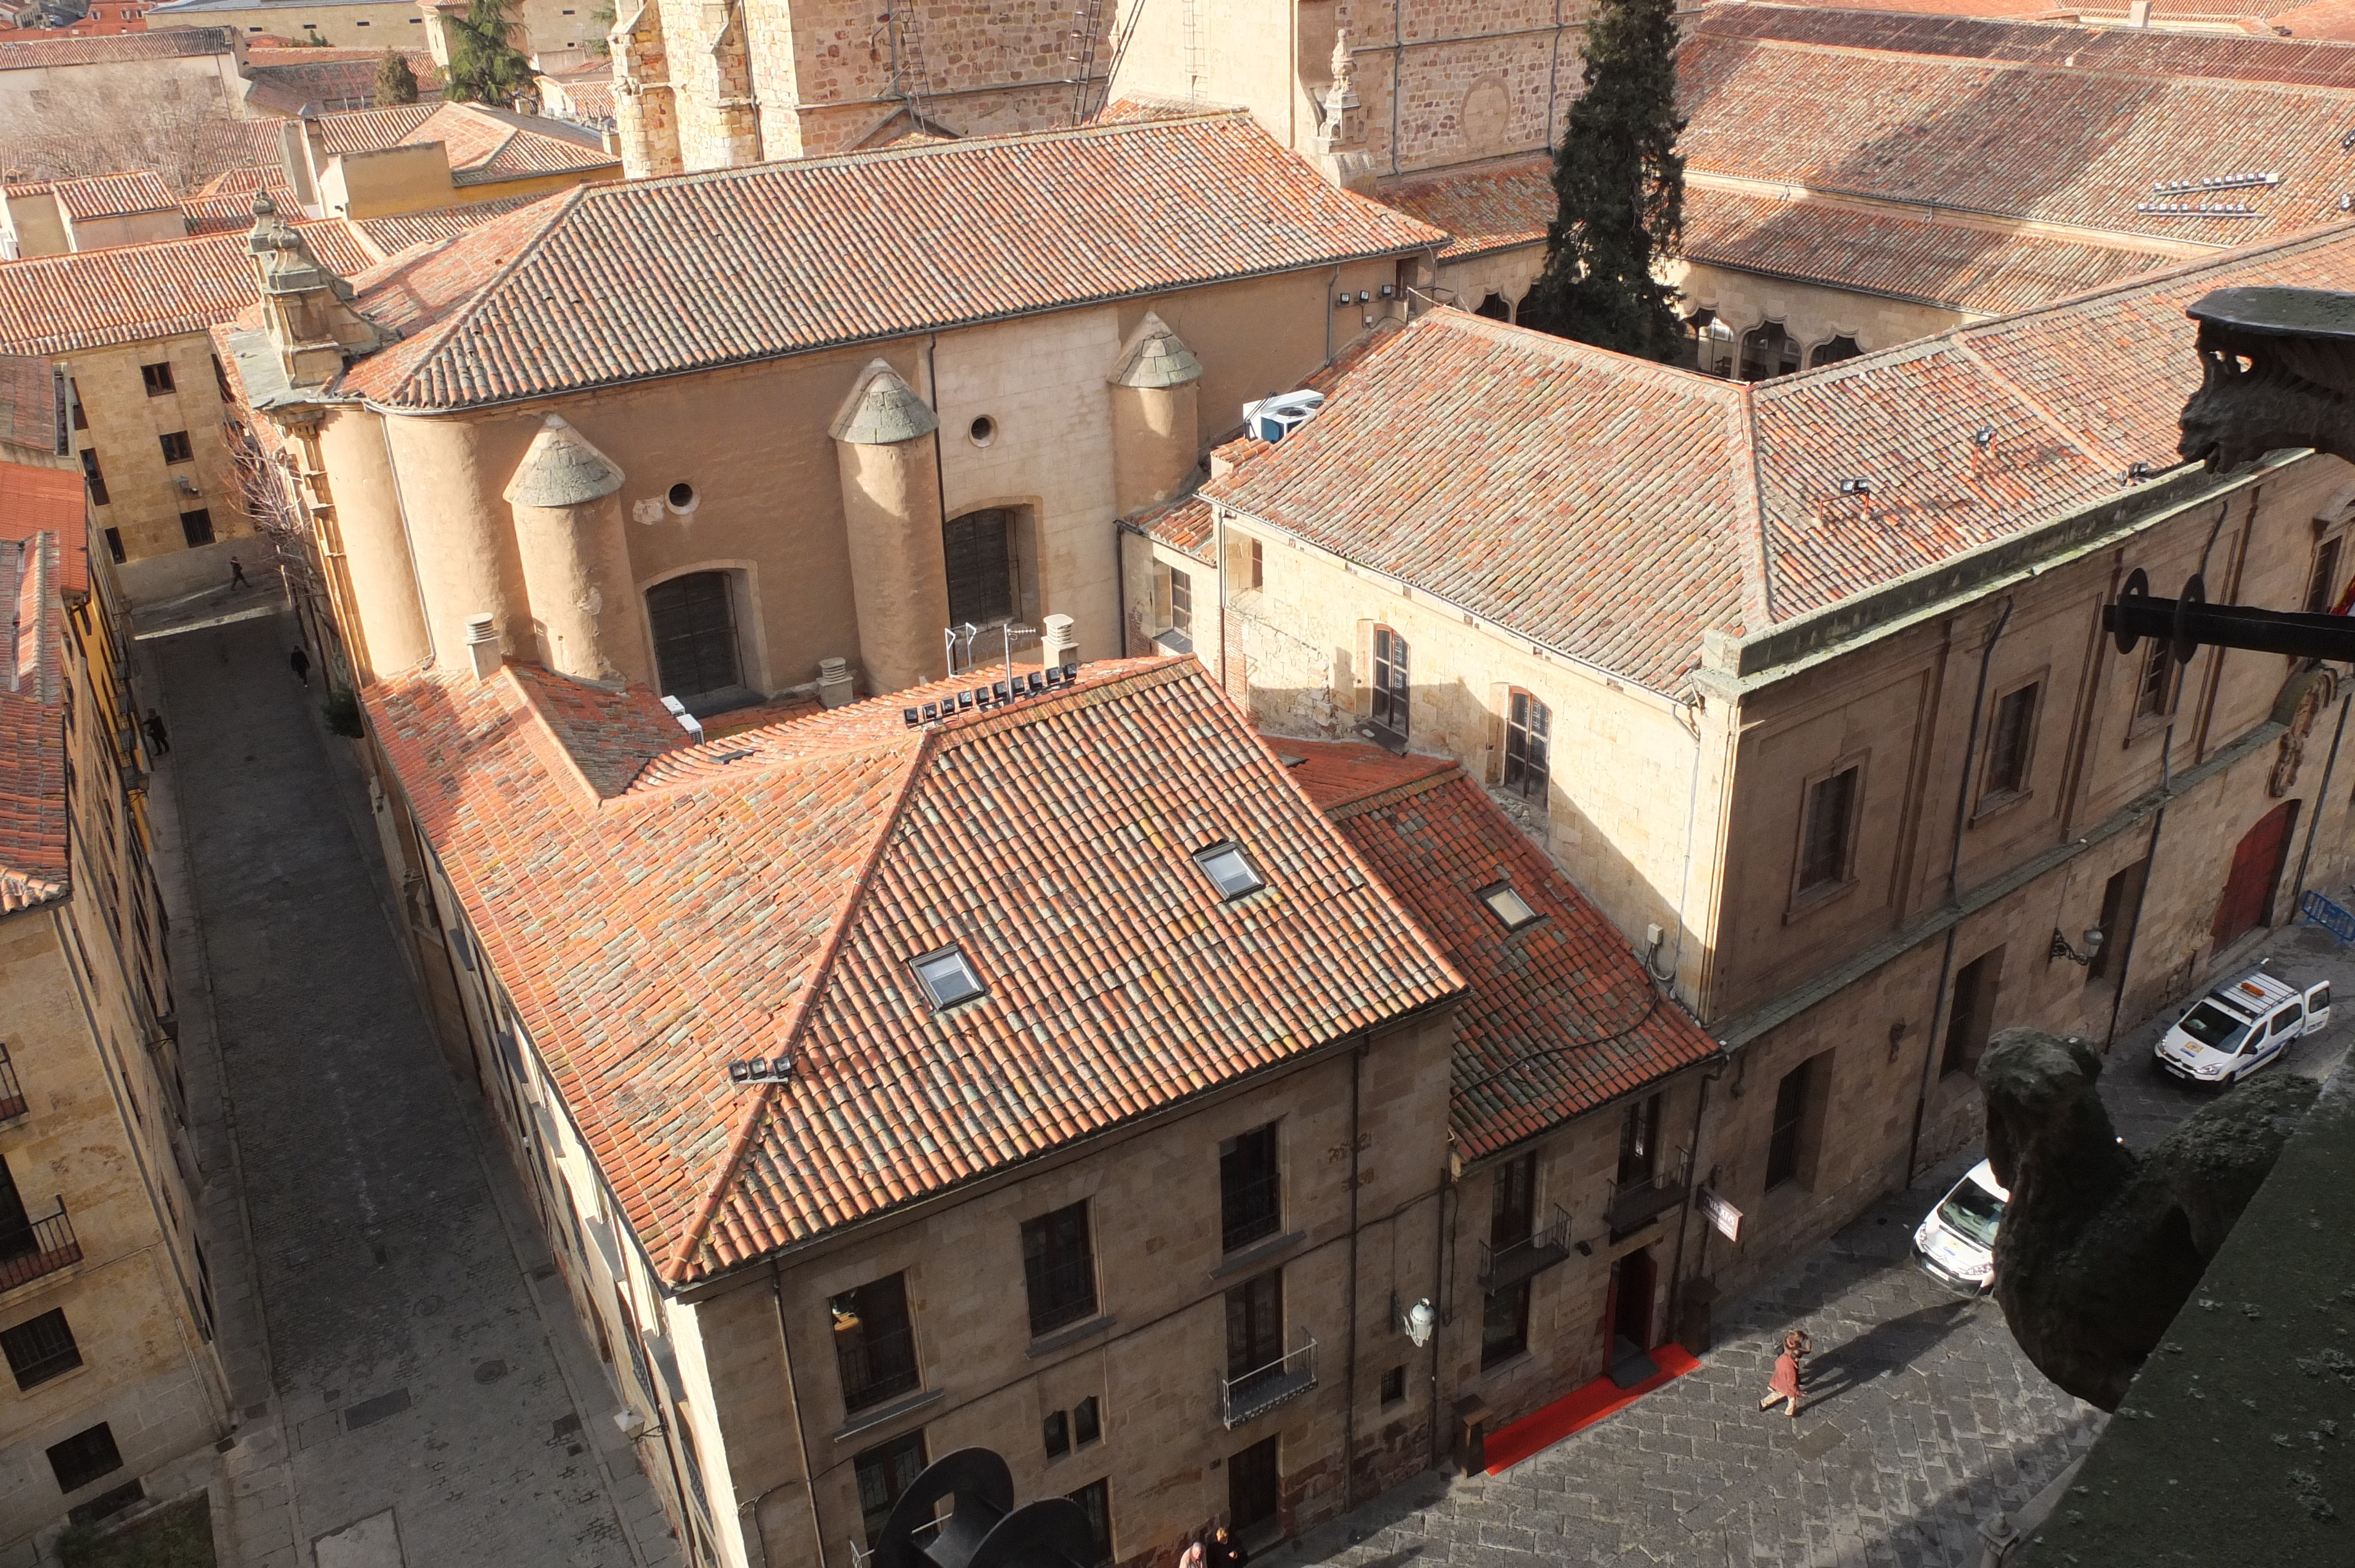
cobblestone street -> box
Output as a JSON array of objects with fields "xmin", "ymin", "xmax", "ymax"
[
  {"xmin": 1293, "ymin": 922, "xmax": 2355, "ymax": 1568},
  {"xmin": 142, "ymin": 614, "xmax": 682, "ymax": 1568}
]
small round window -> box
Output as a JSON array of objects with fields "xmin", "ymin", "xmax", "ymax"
[
  {"xmin": 968, "ymin": 416, "xmax": 997, "ymax": 447},
  {"xmin": 665, "ymin": 481, "xmax": 697, "ymax": 514}
]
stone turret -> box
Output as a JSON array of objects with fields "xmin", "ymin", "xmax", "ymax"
[
  {"xmin": 503, "ymin": 416, "xmax": 653, "ymax": 689},
  {"xmin": 830, "ymin": 361, "xmax": 950, "ymax": 696},
  {"xmin": 1108, "ymin": 313, "xmax": 1204, "ymax": 516},
  {"xmin": 1314, "ymin": 30, "xmax": 1376, "ymax": 193},
  {"xmin": 247, "ymin": 194, "xmax": 391, "ymax": 391}
]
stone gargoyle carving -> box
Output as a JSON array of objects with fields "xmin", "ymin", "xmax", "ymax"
[
  {"xmin": 1978, "ymin": 1028, "xmax": 2317, "ymax": 1411},
  {"xmin": 2178, "ymin": 286, "xmax": 2355, "ymax": 472}
]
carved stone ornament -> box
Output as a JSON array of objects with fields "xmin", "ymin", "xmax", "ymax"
[
  {"xmin": 2179, "ymin": 287, "xmax": 2355, "ymax": 472},
  {"xmin": 2269, "ymin": 667, "xmax": 2337, "ymax": 797}
]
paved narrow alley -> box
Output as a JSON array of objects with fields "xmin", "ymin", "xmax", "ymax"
[{"xmin": 142, "ymin": 614, "xmax": 680, "ymax": 1568}]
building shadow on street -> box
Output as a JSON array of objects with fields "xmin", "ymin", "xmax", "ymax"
[{"xmin": 1802, "ymin": 1297, "xmax": 1978, "ymax": 1411}]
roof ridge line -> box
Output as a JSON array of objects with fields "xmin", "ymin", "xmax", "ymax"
[
  {"xmin": 1948, "ymin": 334, "xmax": 2120, "ymax": 479},
  {"xmin": 1323, "ymin": 761, "xmax": 1462, "ymax": 822},
  {"xmin": 1732, "ymin": 379, "xmax": 1774, "ymax": 629},
  {"xmin": 923, "ymin": 656, "xmax": 1200, "ymax": 746},
  {"xmin": 370, "ymin": 186, "xmax": 589, "ymax": 407},
  {"xmin": 662, "ymin": 728, "xmax": 940, "ymax": 1285}
]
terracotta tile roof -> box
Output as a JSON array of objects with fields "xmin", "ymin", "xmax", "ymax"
[
  {"xmin": 300, "ymin": 101, "xmax": 611, "ymax": 185},
  {"xmin": 1679, "ymin": 185, "xmax": 2190, "ymax": 315},
  {"xmin": 1127, "ymin": 494, "xmax": 1216, "ymax": 562},
  {"xmin": 194, "ymin": 165, "xmax": 287, "ymax": 198},
  {"xmin": 239, "ymin": 46, "xmax": 443, "ymax": 116},
  {"xmin": 333, "ymin": 113, "xmax": 1445, "ymax": 411},
  {"xmin": 1382, "ymin": 155, "xmax": 1557, "ymax": 263},
  {"xmin": 183, "ymin": 184, "xmax": 299, "ymax": 236},
  {"xmin": 311, "ymin": 102, "xmax": 443, "ymax": 155},
  {"xmin": 0, "ymin": 220, "xmax": 376, "ymax": 356},
  {"xmin": 0, "ymin": 463, "xmax": 71, "ymax": 914},
  {"xmin": 364, "ymin": 655, "xmax": 1462, "ymax": 1280},
  {"xmin": 1285, "ymin": 741, "xmax": 1722, "ymax": 1157},
  {"xmin": 347, "ymin": 191, "xmax": 563, "ymax": 261},
  {"xmin": 1679, "ymin": 8, "xmax": 2355, "ymax": 248},
  {"xmin": 194, "ymin": 119, "xmax": 294, "ymax": 180},
  {"xmin": 0, "ymin": 24, "xmax": 230, "ymax": 68},
  {"xmin": 1204, "ymin": 223, "xmax": 2355, "ymax": 692},
  {"xmin": 2277, "ymin": 0, "xmax": 2355, "ymax": 38},
  {"xmin": 0, "ymin": 356, "xmax": 59, "ymax": 459},
  {"xmin": 52, "ymin": 169, "xmax": 177, "ymax": 221}
]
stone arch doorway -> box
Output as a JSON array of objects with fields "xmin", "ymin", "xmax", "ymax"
[
  {"xmin": 2213, "ymin": 800, "xmax": 2300, "ymax": 952},
  {"xmin": 1474, "ymin": 293, "xmax": 1512, "ymax": 322},
  {"xmin": 645, "ymin": 570, "xmax": 744, "ymax": 708},
  {"xmin": 1739, "ymin": 321, "xmax": 1802, "ymax": 381}
]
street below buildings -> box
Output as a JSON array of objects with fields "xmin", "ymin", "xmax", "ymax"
[
  {"xmin": 1292, "ymin": 925, "xmax": 2355, "ymax": 1568},
  {"xmin": 141, "ymin": 613, "xmax": 680, "ymax": 1568}
]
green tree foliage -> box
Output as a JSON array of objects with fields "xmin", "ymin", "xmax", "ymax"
[
  {"xmin": 1521, "ymin": 0, "xmax": 1688, "ymax": 363},
  {"xmin": 445, "ymin": 0, "xmax": 535, "ymax": 107},
  {"xmin": 376, "ymin": 48, "xmax": 421, "ymax": 107}
]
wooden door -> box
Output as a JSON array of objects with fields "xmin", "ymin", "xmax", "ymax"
[
  {"xmin": 1612, "ymin": 1248, "xmax": 1657, "ymax": 1349},
  {"xmin": 2213, "ymin": 802, "xmax": 2300, "ymax": 951},
  {"xmin": 1229, "ymin": 1434, "xmax": 1280, "ymax": 1533}
]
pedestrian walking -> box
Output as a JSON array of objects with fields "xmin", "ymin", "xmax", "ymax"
[
  {"xmin": 1208, "ymin": 1525, "xmax": 1248, "ymax": 1568},
  {"xmin": 289, "ymin": 645, "xmax": 311, "ymax": 686},
  {"xmin": 1178, "ymin": 1538, "xmax": 1206, "ymax": 1568},
  {"xmin": 141, "ymin": 709, "xmax": 170, "ymax": 757},
  {"xmin": 1759, "ymin": 1329, "xmax": 1807, "ymax": 1418},
  {"xmin": 228, "ymin": 555, "xmax": 250, "ymax": 592}
]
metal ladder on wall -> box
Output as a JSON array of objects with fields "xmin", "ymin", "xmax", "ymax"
[{"xmin": 883, "ymin": 0, "xmax": 934, "ymax": 135}]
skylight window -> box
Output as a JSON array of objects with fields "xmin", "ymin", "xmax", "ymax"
[
  {"xmin": 1478, "ymin": 882, "xmax": 1541, "ymax": 932},
  {"xmin": 911, "ymin": 946, "xmax": 986, "ymax": 1010},
  {"xmin": 1194, "ymin": 842, "xmax": 1265, "ymax": 900}
]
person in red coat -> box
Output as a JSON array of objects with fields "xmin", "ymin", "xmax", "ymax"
[{"xmin": 1758, "ymin": 1329, "xmax": 1807, "ymax": 1418}]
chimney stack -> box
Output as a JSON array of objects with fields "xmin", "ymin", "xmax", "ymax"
[
  {"xmin": 465, "ymin": 614, "xmax": 502, "ymax": 680},
  {"xmin": 1041, "ymin": 614, "xmax": 1079, "ymax": 670}
]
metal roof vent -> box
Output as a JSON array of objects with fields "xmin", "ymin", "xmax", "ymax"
[{"xmin": 1243, "ymin": 390, "xmax": 1326, "ymax": 443}]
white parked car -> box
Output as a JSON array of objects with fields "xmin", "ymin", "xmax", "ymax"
[
  {"xmin": 2153, "ymin": 966, "xmax": 2331, "ymax": 1088},
  {"xmin": 1913, "ymin": 1160, "xmax": 2008, "ymax": 1291}
]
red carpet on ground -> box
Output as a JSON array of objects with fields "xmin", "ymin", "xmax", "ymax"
[{"xmin": 1482, "ymin": 1344, "xmax": 1703, "ymax": 1474}]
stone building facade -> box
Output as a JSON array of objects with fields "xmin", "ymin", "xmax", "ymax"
[
  {"xmin": 0, "ymin": 459, "xmax": 224, "ymax": 1556},
  {"xmin": 1182, "ymin": 225, "xmax": 2355, "ymax": 1321}
]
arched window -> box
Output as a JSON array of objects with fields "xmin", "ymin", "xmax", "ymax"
[
  {"xmin": 1371, "ymin": 627, "xmax": 1409, "ymax": 743},
  {"xmin": 1739, "ymin": 321, "xmax": 1802, "ymax": 382},
  {"xmin": 1683, "ymin": 308, "xmax": 1733, "ymax": 377},
  {"xmin": 1504, "ymin": 689, "xmax": 1550, "ymax": 802},
  {"xmin": 1474, "ymin": 293, "xmax": 1512, "ymax": 322},
  {"xmin": 1809, "ymin": 334, "xmax": 1862, "ymax": 368},
  {"xmin": 942, "ymin": 508, "xmax": 1015, "ymax": 627},
  {"xmin": 645, "ymin": 572, "xmax": 742, "ymax": 703}
]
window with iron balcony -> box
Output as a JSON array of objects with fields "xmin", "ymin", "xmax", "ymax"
[{"xmin": 830, "ymin": 1273, "xmax": 920, "ymax": 1414}]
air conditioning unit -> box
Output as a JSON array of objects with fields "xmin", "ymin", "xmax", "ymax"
[{"xmin": 1242, "ymin": 390, "xmax": 1327, "ymax": 443}]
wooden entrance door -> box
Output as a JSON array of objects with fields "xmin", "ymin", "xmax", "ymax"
[
  {"xmin": 1611, "ymin": 1248, "xmax": 1656, "ymax": 1350},
  {"xmin": 2213, "ymin": 801, "xmax": 2300, "ymax": 951},
  {"xmin": 1228, "ymin": 1433, "xmax": 1279, "ymax": 1534}
]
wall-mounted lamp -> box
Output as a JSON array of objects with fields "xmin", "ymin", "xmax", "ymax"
[
  {"xmin": 1379, "ymin": 284, "xmax": 1395, "ymax": 298},
  {"xmin": 1399, "ymin": 1297, "xmax": 1436, "ymax": 1347},
  {"xmin": 1358, "ymin": 290, "xmax": 1372, "ymax": 303},
  {"xmin": 2049, "ymin": 926, "xmax": 2105, "ymax": 966},
  {"xmin": 1335, "ymin": 294, "xmax": 1354, "ymax": 310}
]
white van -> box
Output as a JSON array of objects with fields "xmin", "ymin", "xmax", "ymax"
[
  {"xmin": 1913, "ymin": 1160, "xmax": 2008, "ymax": 1290},
  {"xmin": 2153, "ymin": 966, "xmax": 2331, "ymax": 1087}
]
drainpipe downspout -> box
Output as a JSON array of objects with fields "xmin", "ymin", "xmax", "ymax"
[
  {"xmin": 2287, "ymin": 685, "xmax": 2351, "ymax": 913},
  {"xmin": 1908, "ymin": 596, "xmax": 2014, "ymax": 1187},
  {"xmin": 1662, "ymin": 1060, "xmax": 1720, "ymax": 1350},
  {"xmin": 1425, "ymin": 1163, "xmax": 1453, "ymax": 1471},
  {"xmin": 1343, "ymin": 1041, "xmax": 1364, "ymax": 1510}
]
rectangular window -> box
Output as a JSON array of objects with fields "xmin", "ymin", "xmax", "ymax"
[
  {"xmin": 1, "ymin": 1308, "xmax": 81, "ymax": 1390},
  {"xmin": 1249, "ymin": 539, "xmax": 1263, "ymax": 590},
  {"xmin": 1223, "ymin": 1270, "xmax": 1282, "ymax": 1380},
  {"xmin": 1504, "ymin": 690, "xmax": 1550, "ymax": 802},
  {"xmin": 853, "ymin": 1430, "xmax": 927, "ymax": 1547},
  {"xmin": 140, "ymin": 362, "xmax": 174, "ymax": 397},
  {"xmin": 830, "ymin": 1273, "xmax": 920, "ymax": 1413},
  {"xmin": 2308, "ymin": 536, "xmax": 2344, "ymax": 616},
  {"xmin": 1765, "ymin": 1059, "xmax": 1812, "ymax": 1190},
  {"xmin": 2137, "ymin": 637, "xmax": 2177, "ymax": 718},
  {"xmin": 2089, "ymin": 860, "xmax": 2147, "ymax": 985},
  {"xmin": 1797, "ymin": 766, "xmax": 1858, "ymax": 892},
  {"xmin": 1218, "ymin": 1122, "xmax": 1281, "ymax": 1253},
  {"xmin": 158, "ymin": 431, "xmax": 193, "ymax": 464},
  {"xmin": 1019, "ymin": 1200, "xmax": 1097, "ymax": 1336},
  {"xmin": 1488, "ymin": 1153, "xmax": 1534, "ymax": 1250},
  {"xmin": 102, "ymin": 528, "xmax": 125, "ymax": 564},
  {"xmin": 46, "ymin": 1423, "xmax": 122, "ymax": 1493},
  {"xmin": 1942, "ymin": 947, "xmax": 2004, "ymax": 1077},
  {"xmin": 1072, "ymin": 1394, "xmax": 1099, "ymax": 1446},
  {"xmin": 1043, "ymin": 1408, "xmax": 1070, "ymax": 1459},
  {"xmin": 1617, "ymin": 1094, "xmax": 1661, "ymax": 1188},
  {"xmin": 1481, "ymin": 1278, "xmax": 1530, "ymax": 1368},
  {"xmin": 1379, "ymin": 1365, "xmax": 1406, "ymax": 1406},
  {"xmin": 1983, "ymin": 683, "xmax": 2039, "ymax": 799},
  {"xmin": 1067, "ymin": 1478, "xmax": 1112, "ymax": 1567},
  {"xmin": 1371, "ymin": 627, "xmax": 1409, "ymax": 740},
  {"xmin": 180, "ymin": 509, "xmax": 214, "ymax": 547},
  {"xmin": 80, "ymin": 450, "xmax": 108, "ymax": 507},
  {"xmin": 1167, "ymin": 566, "xmax": 1192, "ymax": 634}
]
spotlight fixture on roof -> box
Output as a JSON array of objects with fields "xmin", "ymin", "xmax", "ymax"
[
  {"xmin": 2121, "ymin": 461, "xmax": 2159, "ymax": 486},
  {"xmin": 2342, "ymin": 193, "xmax": 2354, "ymax": 212},
  {"xmin": 2150, "ymin": 172, "xmax": 2278, "ymax": 195},
  {"xmin": 2135, "ymin": 201, "xmax": 2258, "ymax": 218},
  {"xmin": 726, "ymin": 1055, "xmax": 792, "ymax": 1085},
  {"xmin": 1972, "ymin": 427, "xmax": 1996, "ymax": 452},
  {"xmin": 901, "ymin": 655, "xmax": 1082, "ymax": 727},
  {"xmin": 1837, "ymin": 477, "xmax": 1873, "ymax": 497},
  {"xmin": 2341, "ymin": 127, "xmax": 2355, "ymax": 151}
]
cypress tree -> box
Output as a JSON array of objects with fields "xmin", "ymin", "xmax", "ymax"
[
  {"xmin": 445, "ymin": 0, "xmax": 535, "ymax": 108},
  {"xmin": 1521, "ymin": 0, "xmax": 1688, "ymax": 363},
  {"xmin": 376, "ymin": 49, "xmax": 421, "ymax": 108}
]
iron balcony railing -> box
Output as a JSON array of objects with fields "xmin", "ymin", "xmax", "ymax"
[
  {"xmin": 1607, "ymin": 1165, "xmax": 1690, "ymax": 1238},
  {"xmin": 0, "ymin": 1045, "xmax": 25, "ymax": 1121},
  {"xmin": 1478, "ymin": 1204, "xmax": 1575, "ymax": 1293},
  {"xmin": 0, "ymin": 1200, "xmax": 80, "ymax": 1292},
  {"xmin": 1220, "ymin": 1332, "xmax": 1317, "ymax": 1428}
]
